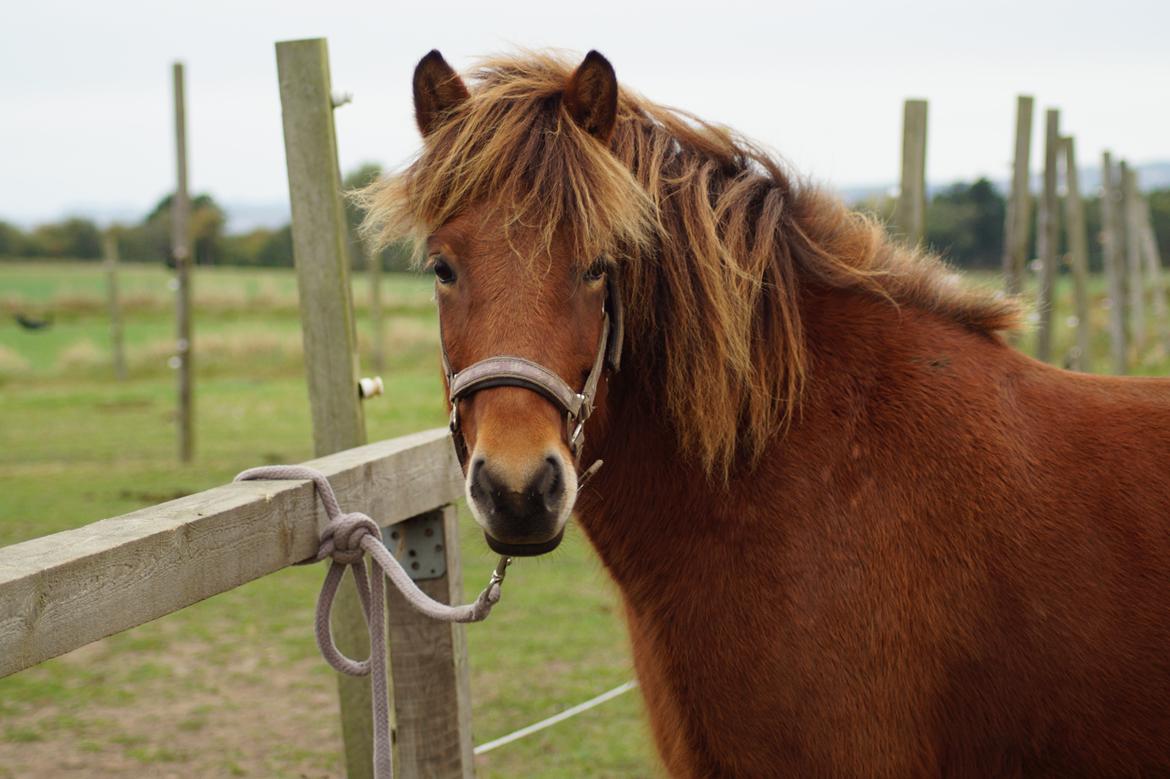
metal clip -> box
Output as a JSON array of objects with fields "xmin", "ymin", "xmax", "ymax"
[{"xmin": 489, "ymin": 556, "xmax": 512, "ymax": 586}]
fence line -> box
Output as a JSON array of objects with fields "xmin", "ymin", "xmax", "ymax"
[{"xmin": 0, "ymin": 429, "xmax": 462, "ymax": 679}]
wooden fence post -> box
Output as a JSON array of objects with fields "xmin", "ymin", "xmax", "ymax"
[
  {"xmin": 276, "ymin": 37, "xmax": 474, "ymax": 779},
  {"xmin": 172, "ymin": 61, "xmax": 194, "ymax": 462},
  {"xmin": 1060, "ymin": 136, "xmax": 1091, "ymax": 371},
  {"xmin": 1141, "ymin": 199, "xmax": 1170, "ymax": 354},
  {"xmin": 1101, "ymin": 152, "xmax": 1127, "ymax": 374},
  {"xmin": 102, "ymin": 231, "xmax": 127, "ymax": 381},
  {"xmin": 895, "ymin": 99, "xmax": 928, "ymax": 245},
  {"xmin": 1002, "ymin": 95, "xmax": 1034, "ymax": 299},
  {"xmin": 384, "ymin": 505, "xmax": 476, "ymax": 778},
  {"xmin": 1035, "ymin": 109, "xmax": 1060, "ymax": 363},
  {"xmin": 370, "ymin": 246, "xmax": 385, "ymax": 373},
  {"xmin": 1122, "ymin": 163, "xmax": 1146, "ymax": 357},
  {"xmin": 276, "ymin": 38, "xmax": 376, "ymax": 779}
]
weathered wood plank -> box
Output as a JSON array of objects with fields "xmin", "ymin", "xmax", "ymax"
[
  {"xmin": 385, "ymin": 505, "xmax": 475, "ymax": 779},
  {"xmin": 1122, "ymin": 163, "xmax": 1146, "ymax": 355},
  {"xmin": 1035, "ymin": 108, "xmax": 1060, "ymax": 363},
  {"xmin": 1141, "ymin": 198, "xmax": 1170, "ymax": 353},
  {"xmin": 172, "ymin": 61, "xmax": 194, "ymax": 462},
  {"xmin": 0, "ymin": 429, "xmax": 462, "ymax": 679},
  {"xmin": 1101, "ymin": 151, "xmax": 1128, "ymax": 374},
  {"xmin": 1002, "ymin": 95, "xmax": 1034, "ymax": 300},
  {"xmin": 1060, "ymin": 136, "xmax": 1091, "ymax": 371},
  {"xmin": 895, "ymin": 99, "xmax": 928, "ymax": 246}
]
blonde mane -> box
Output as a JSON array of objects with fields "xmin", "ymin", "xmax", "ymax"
[{"xmin": 357, "ymin": 51, "xmax": 1020, "ymax": 477}]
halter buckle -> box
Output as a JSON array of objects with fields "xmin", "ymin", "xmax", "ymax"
[{"xmin": 569, "ymin": 419, "xmax": 585, "ymax": 452}]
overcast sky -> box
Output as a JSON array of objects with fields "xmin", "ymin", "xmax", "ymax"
[{"xmin": 2, "ymin": 0, "xmax": 1167, "ymax": 227}]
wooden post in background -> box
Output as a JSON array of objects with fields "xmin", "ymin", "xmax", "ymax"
[
  {"xmin": 1002, "ymin": 95, "xmax": 1034, "ymax": 298},
  {"xmin": 1060, "ymin": 136, "xmax": 1091, "ymax": 371},
  {"xmin": 102, "ymin": 231, "xmax": 127, "ymax": 381},
  {"xmin": 369, "ymin": 246, "xmax": 385, "ymax": 373},
  {"xmin": 1035, "ymin": 109, "xmax": 1060, "ymax": 363},
  {"xmin": 1141, "ymin": 199, "xmax": 1170, "ymax": 355},
  {"xmin": 896, "ymin": 99, "xmax": 928, "ymax": 246},
  {"xmin": 276, "ymin": 38, "xmax": 374, "ymax": 779},
  {"xmin": 1122, "ymin": 163, "xmax": 1146, "ymax": 357},
  {"xmin": 1101, "ymin": 151, "xmax": 1127, "ymax": 374},
  {"xmin": 171, "ymin": 62, "xmax": 194, "ymax": 463}
]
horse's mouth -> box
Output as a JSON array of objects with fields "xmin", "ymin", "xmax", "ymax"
[{"xmin": 483, "ymin": 529, "xmax": 565, "ymax": 557}]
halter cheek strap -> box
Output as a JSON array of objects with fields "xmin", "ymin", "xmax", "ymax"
[{"xmin": 441, "ymin": 275, "xmax": 623, "ymax": 471}]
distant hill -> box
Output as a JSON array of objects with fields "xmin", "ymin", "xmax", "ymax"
[{"xmin": 833, "ymin": 160, "xmax": 1170, "ymax": 205}]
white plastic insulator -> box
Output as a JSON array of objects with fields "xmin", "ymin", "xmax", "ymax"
[{"xmin": 359, "ymin": 376, "xmax": 384, "ymax": 399}]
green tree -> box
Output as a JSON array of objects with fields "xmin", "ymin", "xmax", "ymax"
[
  {"xmin": 0, "ymin": 221, "xmax": 28, "ymax": 257},
  {"xmin": 141, "ymin": 193, "xmax": 226, "ymax": 265},
  {"xmin": 924, "ymin": 178, "xmax": 1005, "ymax": 269},
  {"xmin": 25, "ymin": 218, "xmax": 103, "ymax": 259}
]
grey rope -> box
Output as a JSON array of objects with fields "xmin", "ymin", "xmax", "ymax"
[{"xmin": 235, "ymin": 465, "xmax": 510, "ymax": 779}]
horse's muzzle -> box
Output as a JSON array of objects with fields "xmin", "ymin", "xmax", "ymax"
[{"xmin": 467, "ymin": 454, "xmax": 573, "ymax": 556}]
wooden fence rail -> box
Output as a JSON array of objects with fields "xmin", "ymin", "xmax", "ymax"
[{"xmin": 0, "ymin": 428, "xmax": 461, "ymax": 679}]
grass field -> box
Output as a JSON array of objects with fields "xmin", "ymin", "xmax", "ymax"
[
  {"xmin": 0, "ymin": 261, "xmax": 656, "ymax": 778},
  {"xmin": 2, "ymin": 259, "xmax": 1167, "ymax": 777}
]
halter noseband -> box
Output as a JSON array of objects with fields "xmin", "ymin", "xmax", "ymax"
[{"xmin": 441, "ymin": 274, "xmax": 624, "ymax": 471}]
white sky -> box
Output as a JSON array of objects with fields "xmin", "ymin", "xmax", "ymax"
[{"xmin": 1, "ymin": 0, "xmax": 1168, "ymax": 225}]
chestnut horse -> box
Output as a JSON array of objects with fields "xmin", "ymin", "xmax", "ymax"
[{"xmin": 359, "ymin": 50, "xmax": 1170, "ymax": 776}]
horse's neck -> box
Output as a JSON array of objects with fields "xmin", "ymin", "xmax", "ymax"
[{"xmin": 577, "ymin": 285, "xmax": 1006, "ymax": 600}]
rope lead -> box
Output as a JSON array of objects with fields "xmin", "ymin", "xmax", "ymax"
[{"xmin": 235, "ymin": 465, "xmax": 510, "ymax": 779}]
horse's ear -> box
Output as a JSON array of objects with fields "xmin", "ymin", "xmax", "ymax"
[
  {"xmin": 413, "ymin": 50, "xmax": 470, "ymax": 137},
  {"xmin": 563, "ymin": 50, "xmax": 618, "ymax": 143}
]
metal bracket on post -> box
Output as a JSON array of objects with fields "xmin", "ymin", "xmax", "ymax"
[{"xmin": 384, "ymin": 513, "xmax": 447, "ymax": 581}]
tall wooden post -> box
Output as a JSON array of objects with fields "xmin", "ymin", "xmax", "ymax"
[
  {"xmin": 1141, "ymin": 199, "xmax": 1170, "ymax": 354},
  {"xmin": 1122, "ymin": 164, "xmax": 1146, "ymax": 356},
  {"xmin": 1101, "ymin": 152, "xmax": 1127, "ymax": 374},
  {"xmin": 1035, "ymin": 109, "xmax": 1060, "ymax": 363},
  {"xmin": 276, "ymin": 39, "xmax": 373, "ymax": 779},
  {"xmin": 1060, "ymin": 136, "xmax": 1091, "ymax": 371},
  {"xmin": 369, "ymin": 246, "xmax": 385, "ymax": 373},
  {"xmin": 102, "ymin": 231, "xmax": 127, "ymax": 381},
  {"xmin": 1002, "ymin": 96, "xmax": 1034, "ymax": 298},
  {"xmin": 277, "ymin": 38, "xmax": 476, "ymax": 779},
  {"xmin": 172, "ymin": 62, "xmax": 194, "ymax": 462},
  {"xmin": 895, "ymin": 99, "xmax": 928, "ymax": 245}
]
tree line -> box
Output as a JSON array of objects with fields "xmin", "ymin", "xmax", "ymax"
[
  {"xmin": 0, "ymin": 163, "xmax": 411, "ymax": 272},
  {"xmin": 3, "ymin": 169, "xmax": 1168, "ymax": 273}
]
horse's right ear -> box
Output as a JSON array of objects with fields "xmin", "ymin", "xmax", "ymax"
[{"xmin": 413, "ymin": 50, "xmax": 469, "ymax": 137}]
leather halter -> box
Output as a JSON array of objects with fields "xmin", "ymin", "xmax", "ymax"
[{"xmin": 441, "ymin": 274, "xmax": 624, "ymax": 470}]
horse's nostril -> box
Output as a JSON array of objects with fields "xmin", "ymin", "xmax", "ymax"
[
  {"xmin": 469, "ymin": 456, "xmax": 492, "ymax": 502},
  {"xmin": 535, "ymin": 456, "xmax": 562, "ymax": 497}
]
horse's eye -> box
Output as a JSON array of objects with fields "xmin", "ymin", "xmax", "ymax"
[
  {"xmin": 432, "ymin": 257, "xmax": 456, "ymax": 285},
  {"xmin": 583, "ymin": 259, "xmax": 607, "ymax": 283}
]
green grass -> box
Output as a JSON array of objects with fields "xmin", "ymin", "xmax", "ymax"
[
  {"xmin": 2, "ymin": 259, "xmax": 1165, "ymax": 777},
  {"xmin": 0, "ymin": 261, "xmax": 655, "ymax": 778}
]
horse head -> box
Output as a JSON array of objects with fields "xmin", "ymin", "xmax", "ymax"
[{"xmin": 410, "ymin": 50, "xmax": 624, "ymax": 556}]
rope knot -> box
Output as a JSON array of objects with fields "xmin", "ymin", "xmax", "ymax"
[
  {"xmin": 233, "ymin": 463, "xmax": 510, "ymax": 779},
  {"xmin": 324, "ymin": 512, "xmax": 380, "ymax": 564}
]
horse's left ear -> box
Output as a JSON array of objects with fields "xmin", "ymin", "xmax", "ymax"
[{"xmin": 563, "ymin": 50, "xmax": 618, "ymax": 142}]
